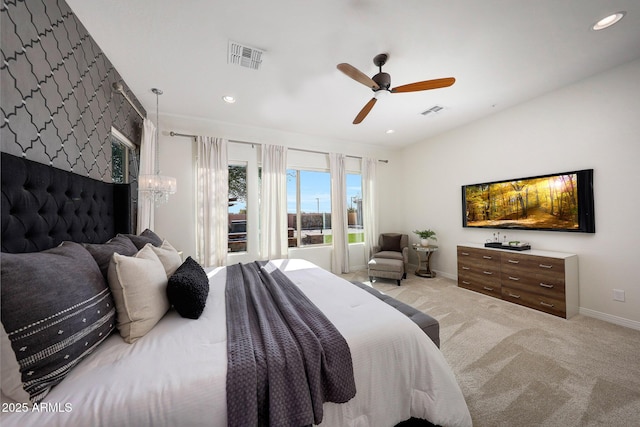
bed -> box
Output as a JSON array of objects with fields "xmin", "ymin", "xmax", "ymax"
[{"xmin": 1, "ymin": 153, "xmax": 471, "ymax": 427}]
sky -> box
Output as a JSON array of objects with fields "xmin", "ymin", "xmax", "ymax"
[{"xmin": 286, "ymin": 170, "xmax": 362, "ymax": 213}]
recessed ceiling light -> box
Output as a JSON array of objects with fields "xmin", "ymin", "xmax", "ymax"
[
  {"xmin": 592, "ymin": 11, "xmax": 626, "ymax": 31},
  {"xmin": 222, "ymin": 95, "xmax": 236, "ymax": 104},
  {"xmin": 386, "ymin": 129, "xmax": 395, "ymax": 134}
]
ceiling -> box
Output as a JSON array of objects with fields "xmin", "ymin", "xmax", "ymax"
[{"xmin": 66, "ymin": 0, "xmax": 640, "ymax": 149}]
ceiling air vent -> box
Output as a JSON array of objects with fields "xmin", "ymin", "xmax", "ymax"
[
  {"xmin": 421, "ymin": 105, "xmax": 445, "ymax": 116},
  {"xmin": 228, "ymin": 41, "xmax": 264, "ymax": 70}
]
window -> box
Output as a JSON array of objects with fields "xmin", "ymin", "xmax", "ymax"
[
  {"xmin": 287, "ymin": 169, "xmax": 331, "ymax": 247},
  {"xmin": 110, "ymin": 127, "xmax": 136, "ymax": 184},
  {"xmin": 228, "ymin": 163, "xmax": 247, "ymax": 252},
  {"xmin": 346, "ymin": 173, "xmax": 364, "ymax": 243}
]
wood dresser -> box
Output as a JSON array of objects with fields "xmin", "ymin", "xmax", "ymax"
[{"xmin": 457, "ymin": 243, "xmax": 579, "ymax": 318}]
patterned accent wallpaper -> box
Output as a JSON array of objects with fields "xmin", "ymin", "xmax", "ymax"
[{"xmin": 1, "ymin": 0, "xmax": 145, "ymax": 182}]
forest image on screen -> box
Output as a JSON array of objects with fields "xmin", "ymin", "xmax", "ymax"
[{"xmin": 465, "ymin": 173, "xmax": 579, "ymax": 230}]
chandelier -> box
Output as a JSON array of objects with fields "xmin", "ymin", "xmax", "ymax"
[{"xmin": 139, "ymin": 88, "xmax": 176, "ymax": 204}]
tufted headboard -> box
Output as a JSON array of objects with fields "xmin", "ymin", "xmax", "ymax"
[{"xmin": 1, "ymin": 152, "xmax": 131, "ymax": 253}]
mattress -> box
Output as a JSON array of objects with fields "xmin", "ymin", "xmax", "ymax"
[{"xmin": 0, "ymin": 259, "xmax": 471, "ymax": 427}]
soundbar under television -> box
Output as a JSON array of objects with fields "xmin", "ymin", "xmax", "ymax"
[{"xmin": 462, "ymin": 169, "xmax": 595, "ymax": 233}]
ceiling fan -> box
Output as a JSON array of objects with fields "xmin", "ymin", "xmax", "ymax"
[{"xmin": 337, "ymin": 53, "xmax": 455, "ymax": 124}]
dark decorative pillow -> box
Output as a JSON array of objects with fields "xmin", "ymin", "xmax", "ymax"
[
  {"xmin": 121, "ymin": 229, "xmax": 163, "ymax": 250},
  {"xmin": 167, "ymin": 257, "xmax": 210, "ymax": 319},
  {"xmin": 83, "ymin": 235, "xmax": 138, "ymax": 279},
  {"xmin": 0, "ymin": 242, "xmax": 116, "ymax": 403},
  {"xmin": 381, "ymin": 234, "xmax": 402, "ymax": 252}
]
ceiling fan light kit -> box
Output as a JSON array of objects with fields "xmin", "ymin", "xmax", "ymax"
[{"xmin": 337, "ymin": 53, "xmax": 456, "ymax": 124}]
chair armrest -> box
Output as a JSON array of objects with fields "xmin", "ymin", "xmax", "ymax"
[
  {"xmin": 402, "ymin": 247, "xmax": 409, "ymax": 263},
  {"xmin": 372, "ymin": 245, "xmax": 381, "ymax": 254}
]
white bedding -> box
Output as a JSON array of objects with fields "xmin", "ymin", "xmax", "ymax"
[{"xmin": 1, "ymin": 259, "xmax": 471, "ymax": 427}]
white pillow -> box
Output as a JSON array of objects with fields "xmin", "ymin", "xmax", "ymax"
[
  {"xmin": 151, "ymin": 240, "xmax": 182, "ymax": 278},
  {"xmin": 107, "ymin": 245, "xmax": 170, "ymax": 343}
]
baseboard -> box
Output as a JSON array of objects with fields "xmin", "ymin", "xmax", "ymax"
[
  {"xmin": 579, "ymin": 307, "xmax": 640, "ymax": 331},
  {"xmin": 434, "ymin": 270, "xmax": 456, "ymax": 281}
]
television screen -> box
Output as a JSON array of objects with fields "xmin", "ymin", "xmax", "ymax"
[{"xmin": 462, "ymin": 169, "xmax": 595, "ymax": 233}]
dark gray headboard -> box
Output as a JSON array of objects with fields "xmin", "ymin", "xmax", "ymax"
[{"xmin": 1, "ymin": 153, "xmax": 131, "ymax": 253}]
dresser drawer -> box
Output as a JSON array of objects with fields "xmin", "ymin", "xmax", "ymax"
[
  {"xmin": 458, "ymin": 246, "xmax": 500, "ymax": 264},
  {"xmin": 501, "ymin": 270, "xmax": 566, "ymax": 300},
  {"xmin": 458, "ymin": 261, "xmax": 500, "ymax": 280},
  {"xmin": 502, "ymin": 286, "xmax": 566, "ymax": 318},
  {"xmin": 459, "ymin": 275, "xmax": 502, "ymax": 299},
  {"xmin": 501, "ymin": 253, "xmax": 565, "ymax": 277}
]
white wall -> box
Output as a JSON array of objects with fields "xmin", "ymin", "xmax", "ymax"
[
  {"xmin": 400, "ymin": 59, "xmax": 640, "ymax": 327},
  {"xmin": 153, "ymin": 116, "xmax": 399, "ymax": 272}
]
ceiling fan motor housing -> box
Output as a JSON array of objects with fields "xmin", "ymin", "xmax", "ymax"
[{"xmin": 373, "ymin": 72, "xmax": 391, "ymax": 91}]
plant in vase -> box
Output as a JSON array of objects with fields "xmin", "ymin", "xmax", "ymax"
[{"xmin": 413, "ymin": 229, "xmax": 437, "ymax": 246}]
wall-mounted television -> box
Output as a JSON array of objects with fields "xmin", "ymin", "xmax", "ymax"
[{"xmin": 462, "ymin": 169, "xmax": 595, "ymax": 233}]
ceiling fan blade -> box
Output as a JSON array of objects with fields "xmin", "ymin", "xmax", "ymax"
[
  {"xmin": 337, "ymin": 63, "xmax": 380, "ymax": 90},
  {"xmin": 391, "ymin": 77, "xmax": 456, "ymax": 93},
  {"xmin": 353, "ymin": 98, "xmax": 377, "ymax": 124}
]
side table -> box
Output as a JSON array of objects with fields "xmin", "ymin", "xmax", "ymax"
[{"xmin": 412, "ymin": 245, "xmax": 438, "ymax": 278}]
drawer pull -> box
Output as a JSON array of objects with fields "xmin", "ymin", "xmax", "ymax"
[
  {"xmin": 483, "ymin": 286, "xmax": 494, "ymax": 291},
  {"xmin": 507, "ymin": 259, "xmax": 520, "ymax": 264},
  {"xmin": 483, "ymin": 255, "xmax": 493, "ymax": 259},
  {"xmin": 462, "ymin": 266, "xmax": 470, "ymax": 270},
  {"xmin": 461, "ymin": 252, "xmax": 469, "ymax": 256},
  {"xmin": 540, "ymin": 301, "xmax": 554, "ymax": 308},
  {"xmin": 539, "ymin": 283, "xmax": 554, "ymax": 289},
  {"xmin": 539, "ymin": 264, "xmax": 553, "ymax": 269},
  {"xmin": 508, "ymin": 293, "xmax": 521, "ymax": 299},
  {"xmin": 483, "ymin": 271, "xmax": 493, "ymax": 275},
  {"xmin": 462, "ymin": 280, "xmax": 471, "ymax": 285},
  {"xmin": 508, "ymin": 276, "xmax": 520, "ymax": 281}
]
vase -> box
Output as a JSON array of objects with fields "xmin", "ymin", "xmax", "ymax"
[{"xmin": 420, "ymin": 238, "xmax": 430, "ymax": 246}]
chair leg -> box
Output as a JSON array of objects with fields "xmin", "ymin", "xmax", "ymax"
[
  {"xmin": 369, "ymin": 276, "xmax": 374, "ymax": 282},
  {"xmin": 397, "ymin": 279, "xmax": 401, "ymax": 286}
]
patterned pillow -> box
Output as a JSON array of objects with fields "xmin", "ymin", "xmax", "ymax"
[
  {"xmin": 83, "ymin": 235, "xmax": 138, "ymax": 279},
  {"xmin": 0, "ymin": 242, "xmax": 116, "ymax": 403},
  {"xmin": 167, "ymin": 257, "xmax": 210, "ymax": 319}
]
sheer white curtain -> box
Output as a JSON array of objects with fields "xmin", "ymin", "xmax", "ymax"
[
  {"xmin": 136, "ymin": 118, "xmax": 156, "ymax": 233},
  {"xmin": 195, "ymin": 136, "xmax": 228, "ymax": 267},
  {"xmin": 260, "ymin": 144, "xmax": 289, "ymax": 260},
  {"xmin": 362, "ymin": 157, "xmax": 378, "ymax": 260},
  {"xmin": 330, "ymin": 153, "xmax": 349, "ymax": 274}
]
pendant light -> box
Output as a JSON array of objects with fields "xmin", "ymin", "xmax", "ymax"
[{"xmin": 139, "ymin": 88, "xmax": 176, "ymax": 204}]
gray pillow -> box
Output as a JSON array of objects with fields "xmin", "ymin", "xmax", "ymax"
[
  {"xmin": 83, "ymin": 235, "xmax": 138, "ymax": 279},
  {"xmin": 121, "ymin": 229, "xmax": 163, "ymax": 250},
  {"xmin": 381, "ymin": 234, "xmax": 402, "ymax": 252},
  {"xmin": 0, "ymin": 242, "xmax": 116, "ymax": 403}
]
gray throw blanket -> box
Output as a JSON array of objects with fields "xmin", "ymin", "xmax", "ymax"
[{"xmin": 225, "ymin": 261, "xmax": 356, "ymax": 427}]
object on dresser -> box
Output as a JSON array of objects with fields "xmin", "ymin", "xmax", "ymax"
[{"xmin": 484, "ymin": 241, "xmax": 531, "ymax": 251}]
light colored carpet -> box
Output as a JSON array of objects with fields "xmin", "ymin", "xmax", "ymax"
[{"xmin": 340, "ymin": 270, "xmax": 640, "ymax": 427}]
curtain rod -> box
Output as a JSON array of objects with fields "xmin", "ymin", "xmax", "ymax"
[
  {"xmin": 112, "ymin": 82, "xmax": 145, "ymax": 120},
  {"xmin": 169, "ymin": 131, "xmax": 389, "ymax": 163}
]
